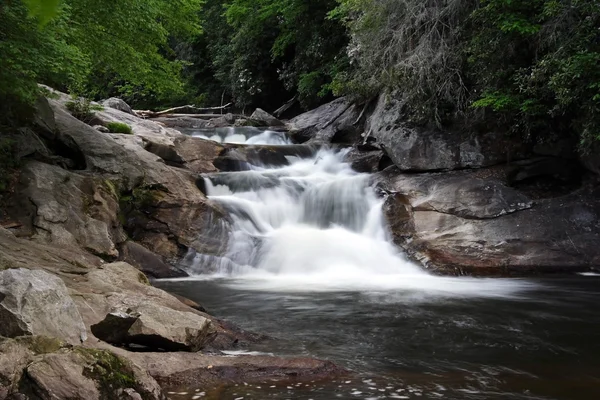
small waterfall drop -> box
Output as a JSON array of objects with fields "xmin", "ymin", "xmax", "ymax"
[{"xmin": 185, "ymin": 131, "xmax": 533, "ymax": 297}]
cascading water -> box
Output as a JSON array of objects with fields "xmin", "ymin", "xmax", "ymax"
[
  {"xmin": 186, "ymin": 126, "xmax": 291, "ymax": 145},
  {"xmin": 185, "ymin": 134, "xmax": 533, "ymax": 297}
]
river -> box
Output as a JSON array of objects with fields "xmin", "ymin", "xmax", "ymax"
[{"xmin": 157, "ymin": 127, "xmax": 600, "ymax": 400}]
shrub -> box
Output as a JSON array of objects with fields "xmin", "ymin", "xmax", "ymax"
[
  {"xmin": 66, "ymin": 97, "xmax": 103, "ymax": 123},
  {"xmin": 106, "ymin": 122, "xmax": 133, "ymax": 134}
]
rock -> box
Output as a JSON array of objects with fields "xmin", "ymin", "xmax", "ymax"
[
  {"xmin": 367, "ymin": 92, "xmax": 527, "ymax": 171},
  {"xmin": 379, "ymin": 167, "xmax": 600, "ymax": 274},
  {"xmin": 26, "ymin": 348, "xmax": 164, "ymax": 400},
  {"xmin": 208, "ymin": 113, "xmax": 236, "ymax": 128},
  {"xmin": 91, "ymin": 303, "xmax": 216, "ymax": 352},
  {"xmin": 234, "ymin": 118, "xmax": 261, "ymax": 127},
  {"xmin": 120, "ymin": 241, "xmax": 187, "ymax": 279},
  {"xmin": 93, "ymin": 125, "xmax": 109, "ymax": 133},
  {"xmin": 101, "ymin": 98, "xmax": 135, "ymax": 115},
  {"xmin": 45, "ymin": 99, "xmax": 231, "ymax": 261},
  {"xmin": 343, "ymin": 147, "xmax": 390, "ymax": 173},
  {"xmin": 0, "ymin": 338, "xmax": 37, "ymax": 397},
  {"xmin": 61, "ymin": 262, "xmax": 253, "ymax": 350},
  {"xmin": 0, "ymin": 269, "xmax": 87, "ymax": 345},
  {"xmin": 15, "ymin": 161, "xmax": 124, "ymax": 258},
  {"xmin": 103, "ymin": 348, "xmax": 345, "ymax": 389},
  {"xmin": 250, "ymin": 108, "xmax": 284, "ymax": 127},
  {"xmin": 378, "ymin": 168, "xmax": 533, "ymax": 219},
  {"xmin": 170, "ymin": 293, "xmax": 207, "ymax": 313},
  {"xmin": 287, "ymin": 97, "xmax": 361, "ymax": 143}
]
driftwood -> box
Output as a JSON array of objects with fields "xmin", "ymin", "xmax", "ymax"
[
  {"xmin": 273, "ymin": 96, "xmax": 298, "ymax": 118},
  {"xmin": 135, "ymin": 103, "xmax": 232, "ymax": 118},
  {"xmin": 149, "ymin": 113, "xmax": 247, "ymax": 120}
]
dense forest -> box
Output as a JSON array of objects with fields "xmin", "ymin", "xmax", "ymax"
[{"xmin": 1, "ymin": 0, "xmax": 599, "ymax": 144}]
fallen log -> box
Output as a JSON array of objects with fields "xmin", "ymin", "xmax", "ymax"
[
  {"xmin": 135, "ymin": 103, "xmax": 232, "ymax": 118},
  {"xmin": 148, "ymin": 113, "xmax": 247, "ymax": 120}
]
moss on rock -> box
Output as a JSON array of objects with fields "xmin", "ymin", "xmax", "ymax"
[{"xmin": 75, "ymin": 348, "xmax": 137, "ymax": 395}]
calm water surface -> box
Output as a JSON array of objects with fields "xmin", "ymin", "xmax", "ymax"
[{"xmin": 157, "ymin": 275, "xmax": 600, "ymax": 400}]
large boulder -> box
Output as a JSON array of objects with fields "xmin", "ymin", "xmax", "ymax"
[
  {"xmin": 367, "ymin": 92, "xmax": 527, "ymax": 171},
  {"xmin": 91, "ymin": 303, "xmax": 216, "ymax": 352},
  {"xmin": 250, "ymin": 108, "xmax": 284, "ymax": 127},
  {"xmin": 144, "ymin": 135, "xmax": 224, "ymax": 174},
  {"xmin": 14, "ymin": 161, "xmax": 125, "ymax": 258},
  {"xmin": 65, "ymin": 262, "xmax": 257, "ymax": 350},
  {"xmin": 0, "ymin": 269, "xmax": 87, "ymax": 345},
  {"xmin": 101, "ymin": 98, "xmax": 135, "ymax": 115},
  {"xmin": 25, "ymin": 347, "xmax": 164, "ymax": 400},
  {"xmin": 379, "ymin": 167, "xmax": 600, "ymax": 275},
  {"xmin": 287, "ymin": 97, "xmax": 362, "ymax": 143}
]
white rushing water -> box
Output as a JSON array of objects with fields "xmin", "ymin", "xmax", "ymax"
[
  {"xmin": 185, "ymin": 141, "xmax": 534, "ymax": 298},
  {"xmin": 191, "ymin": 127, "xmax": 291, "ymax": 145}
]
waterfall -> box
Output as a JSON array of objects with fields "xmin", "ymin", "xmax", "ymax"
[{"xmin": 183, "ymin": 130, "xmax": 533, "ymax": 297}]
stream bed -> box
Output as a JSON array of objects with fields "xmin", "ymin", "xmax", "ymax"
[
  {"xmin": 158, "ymin": 276, "xmax": 600, "ymax": 400},
  {"xmin": 157, "ymin": 128, "xmax": 600, "ymax": 400}
]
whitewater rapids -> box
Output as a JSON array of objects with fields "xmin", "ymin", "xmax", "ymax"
[{"xmin": 181, "ymin": 131, "xmax": 534, "ymax": 298}]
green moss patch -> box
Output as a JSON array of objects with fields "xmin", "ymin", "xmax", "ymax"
[{"xmin": 106, "ymin": 122, "xmax": 133, "ymax": 135}]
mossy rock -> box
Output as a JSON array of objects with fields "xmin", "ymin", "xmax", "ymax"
[
  {"xmin": 75, "ymin": 348, "xmax": 137, "ymax": 394},
  {"xmin": 106, "ymin": 122, "xmax": 133, "ymax": 135}
]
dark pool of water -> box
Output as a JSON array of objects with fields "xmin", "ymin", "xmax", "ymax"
[{"xmin": 157, "ymin": 276, "xmax": 600, "ymax": 400}]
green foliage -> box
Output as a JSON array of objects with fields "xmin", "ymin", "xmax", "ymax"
[
  {"xmin": 331, "ymin": 0, "xmax": 474, "ymax": 125},
  {"xmin": 0, "ymin": 0, "xmax": 204, "ymax": 126},
  {"xmin": 22, "ymin": 0, "xmax": 61, "ymax": 25},
  {"xmin": 192, "ymin": 0, "xmax": 348, "ymax": 110},
  {"xmin": 0, "ymin": 136, "xmax": 19, "ymax": 193},
  {"xmin": 333, "ymin": 0, "xmax": 600, "ymax": 148},
  {"xmin": 66, "ymin": 97, "xmax": 96, "ymax": 123},
  {"xmin": 468, "ymin": 0, "xmax": 600, "ymax": 146},
  {"xmin": 106, "ymin": 122, "xmax": 133, "ymax": 135}
]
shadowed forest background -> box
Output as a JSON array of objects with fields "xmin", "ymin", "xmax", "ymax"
[{"xmin": 1, "ymin": 0, "xmax": 599, "ymax": 179}]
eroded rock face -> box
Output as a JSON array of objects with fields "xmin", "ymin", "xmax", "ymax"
[
  {"xmin": 367, "ymin": 93, "xmax": 527, "ymax": 171},
  {"xmin": 0, "ymin": 269, "xmax": 87, "ymax": 345},
  {"xmin": 91, "ymin": 304, "xmax": 216, "ymax": 352},
  {"xmin": 16, "ymin": 161, "xmax": 124, "ymax": 258},
  {"xmin": 287, "ymin": 97, "xmax": 362, "ymax": 143},
  {"xmin": 250, "ymin": 108, "xmax": 284, "ymax": 127},
  {"xmin": 379, "ymin": 168, "xmax": 600, "ymax": 274}
]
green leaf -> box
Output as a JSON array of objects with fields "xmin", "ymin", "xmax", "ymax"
[{"xmin": 22, "ymin": 0, "xmax": 62, "ymax": 25}]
